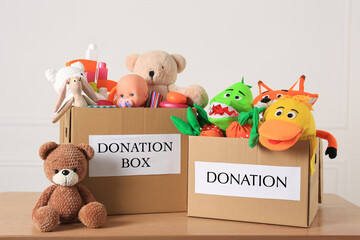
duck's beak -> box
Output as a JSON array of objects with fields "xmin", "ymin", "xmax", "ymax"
[{"xmin": 259, "ymin": 119, "xmax": 302, "ymax": 151}]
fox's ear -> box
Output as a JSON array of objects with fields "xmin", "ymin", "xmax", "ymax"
[
  {"xmin": 308, "ymin": 94, "xmax": 319, "ymax": 106},
  {"xmin": 258, "ymin": 81, "xmax": 272, "ymax": 94},
  {"xmin": 289, "ymin": 75, "xmax": 305, "ymax": 92}
]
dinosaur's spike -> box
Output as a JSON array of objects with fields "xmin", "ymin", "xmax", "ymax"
[{"xmin": 241, "ymin": 76, "xmax": 244, "ymax": 84}]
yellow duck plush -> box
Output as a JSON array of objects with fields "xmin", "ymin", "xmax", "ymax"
[{"xmin": 259, "ymin": 95, "xmax": 337, "ymax": 175}]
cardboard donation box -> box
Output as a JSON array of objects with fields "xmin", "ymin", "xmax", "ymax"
[
  {"xmin": 60, "ymin": 107, "xmax": 188, "ymax": 215},
  {"xmin": 188, "ymin": 136, "xmax": 323, "ymax": 227}
]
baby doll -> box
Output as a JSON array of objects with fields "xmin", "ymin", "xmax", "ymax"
[{"xmin": 109, "ymin": 74, "xmax": 149, "ymax": 108}]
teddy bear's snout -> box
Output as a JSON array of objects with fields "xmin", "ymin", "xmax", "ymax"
[{"xmin": 53, "ymin": 168, "xmax": 79, "ymax": 186}]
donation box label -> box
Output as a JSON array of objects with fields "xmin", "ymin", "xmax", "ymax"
[
  {"xmin": 195, "ymin": 161, "xmax": 301, "ymax": 201},
  {"xmin": 89, "ymin": 134, "xmax": 181, "ymax": 177}
]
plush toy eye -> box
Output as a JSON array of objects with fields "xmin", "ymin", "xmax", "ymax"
[
  {"xmin": 277, "ymin": 94, "xmax": 283, "ymax": 98},
  {"xmin": 130, "ymin": 93, "xmax": 134, "ymax": 97},
  {"xmin": 224, "ymin": 93, "xmax": 231, "ymax": 98},
  {"xmin": 73, "ymin": 168, "xmax": 77, "ymax": 173},
  {"xmin": 234, "ymin": 95, "xmax": 242, "ymax": 101},
  {"xmin": 74, "ymin": 80, "xmax": 76, "ymax": 82},
  {"xmin": 80, "ymin": 73, "xmax": 84, "ymax": 76},
  {"xmin": 262, "ymin": 95, "xmax": 269, "ymax": 99},
  {"xmin": 287, "ymin": 111, "xmax": 297, "ymax": 119},
  {"xmin": 120, "ymin": 94, "xmax": 124, "ymax": 98},
  {"xmin": 54, "ymin": 169, "xmax": 59, "ymax": 174},
  {"xmin": 275, "ymin": 109, "xmax": 283, "ymax": 116},
  {"xmin": 161, "ymin": 66, "xmax": 164, "ymax": 69}
]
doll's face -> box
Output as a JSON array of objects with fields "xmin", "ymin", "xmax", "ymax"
[
  {"xmin": 116, "ymin": 74, "xmax": 149, "ymax": 107},
  {"xmin": 69, "ymin": 76, "xmax": 83, "ymax": 95}
]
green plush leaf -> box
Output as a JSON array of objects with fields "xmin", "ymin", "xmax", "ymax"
[
  {"xmin": 187, "ymin": 107, "xmax": 201, "ymax": 135},
  {"xmin": 194, "ymin": 104, "xmax": 210, "ymax": 126},
  {"xmin": 249, "ymin": 107, "xmax": 260, "ymax": 148},
  {"xmin": 238, "ymin": 111, "xmax": 252, "ymax": 125},
  {"xmin": 170, "ymin": 116, "xmax": 197, "ymax": 136}
]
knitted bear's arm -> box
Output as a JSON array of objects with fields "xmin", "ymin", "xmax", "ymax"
[
  {"xmin": 31, "ymin": 185, "xmax": 57, "ymax": 217},
  {"xmin": 77, "ymin": 184, "xmax": 96, "ymax": 204}
]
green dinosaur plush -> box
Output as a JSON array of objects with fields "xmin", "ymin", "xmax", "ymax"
[{"xmin": 208, "ymin": 78, "xmax": 254, "ymax": 130}]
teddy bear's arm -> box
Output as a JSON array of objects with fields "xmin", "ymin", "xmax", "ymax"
[
  {"xmin": 168, "ymin": 84, "xmax": 209, "ymax": 108},
  {"xmin": 77, "ymin": 184, "xmax": 96, "ymax": 204},
  {"xmin": 31, "ymin": 185, "xmax": 57, "ymax": 218}
]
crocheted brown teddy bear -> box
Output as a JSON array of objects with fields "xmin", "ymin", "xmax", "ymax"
[{"xmin": 32, "ymin": 142, "xmax": 107, "ymax": 232}]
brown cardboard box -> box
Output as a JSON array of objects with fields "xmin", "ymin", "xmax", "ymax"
[
  {"xmin": 188, "ymin": 136, "xmax": 321, "ymax": 227},
  {"xmin": 60, "ymin": 107, "xmax": 188, "ymax": 215}
]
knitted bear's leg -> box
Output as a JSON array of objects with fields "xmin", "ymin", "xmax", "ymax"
[
  {"xmin": 78, "ymin": 202, "xmax": 107, "ymax": 228},
  {"xmin": 32, "ymin": 206, "xmax": 59, "ymax": 232}
]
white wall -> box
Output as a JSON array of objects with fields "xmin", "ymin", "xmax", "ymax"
[{"xmin": 0, "ymin": 0, "xmax": 359, "ymax": 206}]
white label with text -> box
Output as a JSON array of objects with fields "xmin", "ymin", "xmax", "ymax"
[
  {"xmin": 89, "ymin": 134, "xmax": 181, "ymax": 177},
  {"xmin": 195, "ymin": 161, "xmax": 301, "ymax": 201}
]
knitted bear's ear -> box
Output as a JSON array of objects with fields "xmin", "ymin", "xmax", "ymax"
[
  {"xmin": 125, "ymin": 53, "xmax": 140, "ymax": 72},
  {"xmin": 39, "ymin": 142, "xmax": 58, "ymax": 160},
  {"xmin": 76, "ymin": 144, "xmax": 94, "ymax": 161}
]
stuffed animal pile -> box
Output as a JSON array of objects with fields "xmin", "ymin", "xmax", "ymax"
[
  {"xmin": 171, "ymin": 75, "xmax": 338, "ymax": 175},
  {"xmin": 46, "ymin": 47, "xmax": 209, "ymax": 123}
]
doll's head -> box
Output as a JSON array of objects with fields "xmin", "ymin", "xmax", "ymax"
[{"xmin": 115, "ymin": 74, "xmax": 149, "ymax": 108}]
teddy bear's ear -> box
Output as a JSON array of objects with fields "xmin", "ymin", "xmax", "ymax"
[
  {"xmin": 126, "ymin": 54, "xmax": 140, "ymax": 72},
  {"xmin": 171, "ymin": 54, "xmax": 186, "ymax": 73},
  {"xmin": 76, "ymin": 144, "xmax": 95, "ymax": 161},
  {"xmin": 39, "ymin": 142, "xmax": 58, "ymax": 160}
]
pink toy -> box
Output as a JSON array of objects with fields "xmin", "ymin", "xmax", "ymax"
[
  {"xmin": 85, "ymin": 72, "xmax": 95, "ymax": 83},
  {"xmin": 98, "ymin": 100, "xmax": 113, "ymax": 106},
  {"xmin": 96, "ymin": 62, "xmax": 108, "ymax": 80},
  {"xmin": 159, "ymin": 101, "xmax": 188, "ymax": 108},
  {"xmin": 109, "ymin": 74, "xmax": 149, "ymax": 108}
]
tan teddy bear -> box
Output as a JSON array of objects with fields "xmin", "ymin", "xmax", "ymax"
[
  {"xmin": 126, "ymin": 50, "xmax": 209, "ymax": 108},
  {"xmin": 32, "ymin": 142, "xmax": 107, "ymax": 232}
]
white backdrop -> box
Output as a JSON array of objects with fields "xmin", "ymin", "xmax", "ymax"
[{"xmin": 0, "ymin": 0, "xmax": 359, "ymax": 206}]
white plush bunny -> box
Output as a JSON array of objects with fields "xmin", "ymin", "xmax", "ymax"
[{"xmin": 46, "ymin": 62, "xmax": 98, "ymax": 123}]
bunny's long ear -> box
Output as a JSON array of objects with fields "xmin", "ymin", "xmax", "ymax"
[
  {"xmin": 81, "ymin": 78, "xmax": 98, "ymax": 103},
  {"xmin": 54, "ymin": 79, "xmax": 68, "ymax": 112}
]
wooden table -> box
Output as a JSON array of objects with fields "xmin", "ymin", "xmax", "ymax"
[{"xmin": 0, "ymin": 193, "xmax": 359, "ymax": 239}]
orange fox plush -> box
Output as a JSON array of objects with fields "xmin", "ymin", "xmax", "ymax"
[{"xmin": 253, "ymin": 75, "xmax": 319, "ymax": 109}]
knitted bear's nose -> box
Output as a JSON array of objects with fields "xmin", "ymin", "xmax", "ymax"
[
  {"xmin": 149, "ymin": 71, "xmax": 155, "ymax": 77},
  {"xmin": 62, "ymin": 170, "xmax": 70, "ymax": 176}
]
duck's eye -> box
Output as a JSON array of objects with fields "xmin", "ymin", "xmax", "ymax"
[
  {"xmin": 224, "ymin": 93, "xmax": 231, "ymax": 98},
  {"xmin": 287, "ymin": 111, "xmax": 297, "ymax": 119},
  {"xmin": 130, "ymin": 93, "xmax": 134, "ymax": 97},
  {"xmin": 277, "ymin": 94, "xmax": 283, "ymax": 98},
  {"xmin": 73, "ymin": 168, "xmax": 77, "ymax": 173},
  {"xmin": 54, "ymin": 169, "xmax": 59, "ymax": 174},
  {"xmin": 234, "ymin": 95, "xmax": 242, "ymax": 101},
  {"xmin": 275, "ymin": 109, "xmax": 283, "ymax": 117}
]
